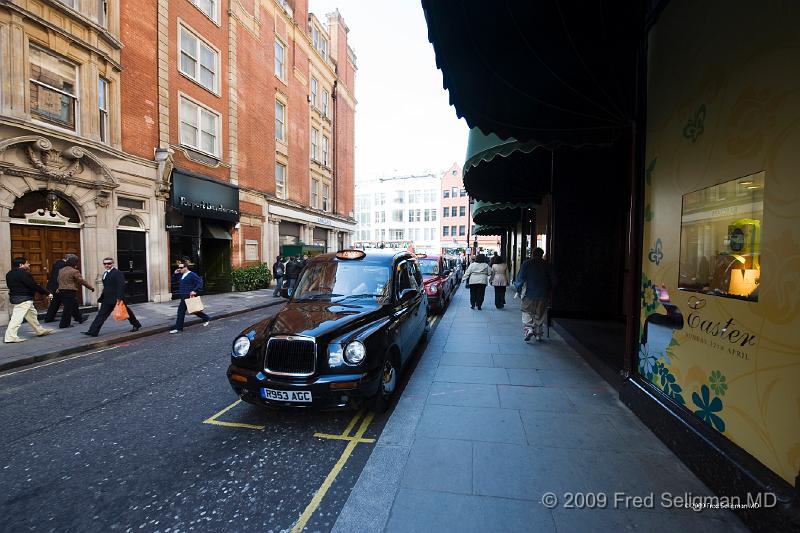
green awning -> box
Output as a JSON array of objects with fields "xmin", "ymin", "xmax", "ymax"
[
  {"xmin": 421, "ymin": 0, "xmax": 639, "ymax": 144},
  {"xmin": 472, "ymin": 224, "xmax": 506, "ymax": 236},
  {"xmin": 472, "ymin": 199, "xmax": 536, "ymax": 226},
  {"xmin": 462, "ymin": 127, "xmax": 552, "ymax": 203}
]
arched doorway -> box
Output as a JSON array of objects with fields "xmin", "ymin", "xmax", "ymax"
[
  {"xmin": 117, "ymin": 215, "xmax": 148, "ymax": 304},
  {"xmin": 9, "ymin": 190, "xmax": 83, "ymax": 309}
]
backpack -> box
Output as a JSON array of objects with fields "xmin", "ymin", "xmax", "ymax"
[{"xmin": 275, "ymin": 263, "xmax": 284, "ymax": 277}]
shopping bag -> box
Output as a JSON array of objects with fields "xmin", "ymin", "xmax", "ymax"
[
  {"xmin": 185, "ymin": 296, "xmax": 205, "ymax": 314},
  {"xmin": 113, "ymin": 299, "xmax": 129, "ymax": 321}
]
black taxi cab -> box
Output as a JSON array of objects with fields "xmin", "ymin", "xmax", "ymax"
[
  {"xmin": 416, "ymin": 253, "xmax": 453, "ymax": 313},
  {"xmin": 227, "ymin": 249, "xmax": 428, "ymax": 411}
]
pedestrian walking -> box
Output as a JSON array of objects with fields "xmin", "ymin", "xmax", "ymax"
[
  {"xmin": 272, "ymin": 255, "xmax": 285, "ymax": 297},
  {"xmin": 489, "ymin": 255, "xmax": 509, "ymax": 309},
  {"xmin": 463, "ymin": 253, "xmax": 491, "ymax": 310},
  {"xmin": 44, "ymin": 254, "xmax": 83, "ymax": 324},
  {"xmin": 170, "ymin": 260, "xmax": 211, "ymax": 333},
  {"xmin": 284, "ymin": 256, "xmax": 303, "ymax": 297},
  {"xmin": 513, "ymin": 247, "xmax": 555, "ymax": 342},
  {"xmin": 57, "ymin": 254, "xmax": 95, "ymax": 328},
  {"xmin": 4, "ymin": 257, "xmax": 53, "ymax": 343},
  {"xmin": 83, "ymin": 257, "xmax": 142, "ymax": 337}
]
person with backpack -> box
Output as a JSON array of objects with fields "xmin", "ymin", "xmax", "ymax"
[{"xmin": 272, "ymin": 256, "xmax": 285, "ymax": 297}]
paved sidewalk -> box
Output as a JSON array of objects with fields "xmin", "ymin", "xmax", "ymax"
[
  {"xmin": 1, "ymin": 289, "xmax": 284, "ymax": 372},
  {"xmin": 333, "ymin": 287, "xmax": 748, "ymax": 532}
]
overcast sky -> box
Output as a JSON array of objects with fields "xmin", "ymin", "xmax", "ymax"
[{"xmin": 309, "ymin": 0, "xmax": 468, "ymax": 182}]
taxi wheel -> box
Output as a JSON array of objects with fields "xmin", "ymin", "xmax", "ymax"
[{"xmin": 370, "ymin": 354, "xmax": 398, "ymax": 413}]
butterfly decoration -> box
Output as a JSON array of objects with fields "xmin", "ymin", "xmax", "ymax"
[
  {"xmin": 683, "ymin": 104, "xmax": 706, "ymax": 143},
  {"xmin": 648, "ymin": 238, "xmax": 663, "ymax": 265},
  {"xmin": 687, "ymin": 295, "xmax": 707, "ymax": 310}
]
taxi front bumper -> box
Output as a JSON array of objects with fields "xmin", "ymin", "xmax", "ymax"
[{"xmin": 226, "ymin": 364, "xmax": 382, "ymax": 410}]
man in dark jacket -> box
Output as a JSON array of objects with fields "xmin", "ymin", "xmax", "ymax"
[
  {"xmin": 83, "ymin": 257, "xmax": 142, "ymax": 337},
  {"xmin": 170, "ymin": 260, "xmax": 211, "ymax": 333},
  {"xmin": 513, "ymin": 248, "xmax": 555, "ymax": 342},
  {"xmin": 284, "ymin": 256, "xmax": 303, "ymax": 297},
  {"xmin": 44, "ymin": 253, "xmax": 85, "ymax": 324},
  {"xmin": 4, "ymin": 257, "xmax": 53, "ymax": 343},
  {"xmin": 272, "ymin": 256, "xmax": 285, "ymax": 297}
]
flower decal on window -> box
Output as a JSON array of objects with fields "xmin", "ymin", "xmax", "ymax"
[
  {"xmin": 641, "ymin": 277, "xmax": 660, "ymax": 314},
  {"xmin": 692, "ymin": 384, "xmax": 725, "ymax": 432},
  {"xmin": 709, "ymin": 370, "xmax": 728, "ymax": 396}
]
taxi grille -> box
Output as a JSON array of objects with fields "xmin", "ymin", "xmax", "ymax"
[{"xmin": 265, "ymin": 337, "xmax": 316, "ymax": 376}]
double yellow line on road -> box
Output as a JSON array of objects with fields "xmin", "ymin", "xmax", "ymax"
[{"xmin": 292, "ymin": 409, "xmax": 375, "ymax": 532}]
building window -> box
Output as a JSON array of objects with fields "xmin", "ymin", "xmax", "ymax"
[
  {"xmin": 392, "ymin": 210, "xmax": 403, "ymax": 222},
  {"xmin": 275, "ymin": 162, "xmax": 286, "ymax": 199},
  {"xmin": 58, "ymin": 0, "xmax": 108, "ymax": 27},
  {"xmin": 321, "ymin": 135, "xmax": 329, "ymax": 166},
  {"xmin": 312, "ymin": 26, "xmax": 328, "ymax": 58},
  {"xmin": 459, "ymin": 206, "xmax": 466, "ymax": 217},
  {"xmin": 179, "ymin": 26, "xmax": 218, "ymax": 93},
  {"xmin": 443, "ymin": 226, "xmax": 449, "ymax": 237},
  {"xmin": 375, "ymin": 193, "xmax": 385, "ymax": 205},
  {"xmin": 274, "ymin": 39, "xmax": 285, "ymax": 79},
  {"xmin": 98, "ymin": 77, "xmax": 109, "ymax": 143},
  {"xmin": 179, "ymin": 96, "xmax": 219, "ymax": 156},
  {"xmin": 310, "ymin": 77, "xmax": 318, "ymax": 107},
  {"xmin": 322, "ymin": 183, "xmax": 330, "ymax": 211},
  {"xmin": 29, "ymin": 46, "xmax": 79, "ymax": 132},
  {"xmin": 390, "ymin": 229, "xmax": 404, "ymax": 240},
  {"xmin": 459, "ymin": 225, "xmax": 466, "ymax": 236},
  {"xmin": 190, "ymin": 0, "xmax": 218, "ymax": 23},
  {"xmin": 408, "ymin": 209, "xmax": 421, "ymax": 222},
  {"xmin": 118, "ymin": 197, "xmax": 145, "ymax": 210},
  {"xmin": 450, "ymin": 225, "xmax": 456, "ymax": 236},
  {"xmin": 374, "ymin": 211, "xmax": 385, "ymax": 223},
  {"xmin": 393, "ymin": 190, "xmax": 405, "ymax": 204},
  {"xmin": 310, "ymin": 128, "xmax": 318, "ymax": 161},
  {"xmin": 321, "ymin": 89, "xmax": 329, "ymax": 117},
  {"xmin": 460, "ymin": 188, "xmax": 467, "ymax": 197},
  {"xmin": 275, "ymin": 100, "xmax": 286, "ymax": 141},
  {"xmin": 442, "ymin": 207, "xmax": 449, "ymax": 217},
  {"xmin": 443, "ymin": 190, "xmax": 450, "ymax": 199},
  {"xmin": 311, "ymin": 178, "xmax": 319, "ymax": 208}
]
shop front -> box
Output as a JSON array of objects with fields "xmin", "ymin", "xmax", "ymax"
[
  {"xmin": 266, "ymin": 203, "xmax": 355, "ymax": 262},
  {"xmin": 168, "ymin": 170, "xmax": 239, "ymax": 295}
]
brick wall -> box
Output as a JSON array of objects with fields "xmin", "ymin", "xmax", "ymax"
[{"xmin": 119, "ymin": 0, "xmax": 158, "ymax": 158}]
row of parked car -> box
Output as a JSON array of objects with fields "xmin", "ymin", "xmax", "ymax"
[{"xmin": 226, "ymin": 249, "xmax": 466, "ymax": 413}]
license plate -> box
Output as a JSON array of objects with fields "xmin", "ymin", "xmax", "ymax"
[{"xmin": 261, "ymin": 388, "xmax": 312, "ymax": 403}]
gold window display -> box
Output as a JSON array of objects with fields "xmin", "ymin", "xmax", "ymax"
[{"xmin": 678, "ymin": 172, "xmax": 764, "ymax": 301}]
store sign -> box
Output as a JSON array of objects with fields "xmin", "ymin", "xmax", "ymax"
[{"xmin": 171, "ymin": 170, "xmax": 240, "ymax": 222}]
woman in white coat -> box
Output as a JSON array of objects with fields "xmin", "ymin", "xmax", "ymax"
[
  {"xmin": 489, "ymin": 255, "xmax": 509, "ymax": 309},
  {"xmin": 463, "ymin": 254, "xmax": 491, "ymax": 310}
]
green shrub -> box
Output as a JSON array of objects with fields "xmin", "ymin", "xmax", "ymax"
[{"xmin": 231, "ymin": 263, "xmax": 272, "ymax": 292}]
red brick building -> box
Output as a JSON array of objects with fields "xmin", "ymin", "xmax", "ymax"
[
  {"xmin": 119, "ymin": 0, "xmax": 357, "ymax": 295},
  {"xmin": 439, "ymin": 162, "xmax": 499, "ymax": 256}
]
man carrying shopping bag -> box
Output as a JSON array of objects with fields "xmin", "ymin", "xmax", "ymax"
[
  {"xmin": 84, "ymin": 257, "xmax": 141, "ymax": 337},
  {"xmin": 170, "ymin": 261, "xmax": 211, "ymax": 334}
]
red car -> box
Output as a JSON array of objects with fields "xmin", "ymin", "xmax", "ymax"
[{"xmin": 416, "ymin": 254, "xmax": 453, "ymax": 313}]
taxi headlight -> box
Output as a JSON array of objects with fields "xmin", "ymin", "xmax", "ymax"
[
  {"xmin": 429, "ymin": 284, "xmax": 438, "ymax": 294},
  {"xmin": 232, "ymin": 336, "xmax": 251, "ymax": 357},
  {"xmin": 344, "ymin": 340, "xmax": 366, "ymax": 365}
]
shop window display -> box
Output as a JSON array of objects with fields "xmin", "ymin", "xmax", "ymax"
[{"xmin": 678, "ymin": 172, "xmax": 763, "ymax": 302}]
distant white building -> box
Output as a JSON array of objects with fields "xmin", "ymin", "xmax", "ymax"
[{"xmin": 354, "ymin": 174, "xmax": 441, "ymax": 253}]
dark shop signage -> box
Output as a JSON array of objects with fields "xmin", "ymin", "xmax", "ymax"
[{"xmin": 171, "ymin": 170, "xmax": 240, "ymax": 222}]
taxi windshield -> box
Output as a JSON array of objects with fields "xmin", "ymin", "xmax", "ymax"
[
  {"xmin": 418, "ymin": 259, "xmax": 440, "ymax": 276},
  {"xmin": 293, "ymin": 261, "xmax": 391, "ymax": 301}
]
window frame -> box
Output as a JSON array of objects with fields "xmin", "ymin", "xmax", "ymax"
[
  {"xmin": 189, "ymin": 0, "xmax": 220, "ymax": 24},
  {"xmin": 321, "ymin": 89, "xmax": 329, "ymax": 117},
  {"xmin": 274, "ymin": 37, "xmax": 286, "ymax": 80},
  {"xmin": 98, "ymin": 76, "xmax": 109, "ymax": 143},
  {"xmin": 275, "ymin": 99, "xmax": 286, "ymax": 141},
  {"xmin": 310, "ymin": 77, "xmax": 318, "ymax": 108},
  {"xmin": 28, "ymin": 45, "xmax": 80, "ymax": 134},
  {"xmin": 178, "ymin": 24, "xmax": 219, "ymax": 94},
  {"xmin": 321, "ymin": 135, "xmax": 329, "ymax": 166},
  {"xmin": 322, "ymin": 182, "xmax": 330, "ymax": 212},
  {"xmin": 275, "ymin": 161, "xmax": 287, "ymax": 199},
  {"xmin": 310, "ymin": 127, "xmax": 319, "ymax": 161},
  {"xmin": 311, "ymin": 178, "xmax": 319, "ymax": 209},
  {"xmin": 178, "ymin": 94, "xmax": 221, "ymax": 158}
]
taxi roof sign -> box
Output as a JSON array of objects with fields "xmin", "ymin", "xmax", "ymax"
[{"xmin": 336, "ymin": 249, "xmax": 366, "ymax": 260}]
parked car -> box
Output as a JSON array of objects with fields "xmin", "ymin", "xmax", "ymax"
[
  {"xmin": 227, "ymin": 249, "xmax": 428, "ymax": 412},
  {"xmin": 416, "ymin": 253, "xmax": 453, "ymax": 313},
  {"xmin": 448, "ymin": 257, "xmax": 464, "ymax": 284}
]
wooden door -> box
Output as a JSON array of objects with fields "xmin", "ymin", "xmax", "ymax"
[{"xmin": 9, "ymin": 225, "xmax": 82, "ymax": 309}]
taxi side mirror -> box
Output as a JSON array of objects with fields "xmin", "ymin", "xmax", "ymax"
[
  {"xmin": 399, "ymin": 288, "xmax": 417, "ymax": 302},
  {"xmin": 442, "ymin": 270, "xmax": 451, "ymax": 277}
]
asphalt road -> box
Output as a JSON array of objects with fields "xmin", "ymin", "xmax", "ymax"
[{"xmin": 0, "ymin": 304, "xmax": 434, "ymax": 532}]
